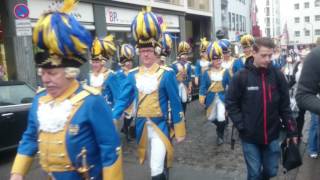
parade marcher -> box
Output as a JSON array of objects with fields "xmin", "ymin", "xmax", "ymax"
[
  {"xmin": 113, "ymin": 7, "xmax": 186, "ymax": 180},
  {"xmin": 171, "ymin": 41, "xmax": 193, "ymax": 115},
  {"xmin": 226, "ymin": 37, "xmax": 298, "ymax": 180},
  {"xmin": 199, "ymin": 42, "xmax": 231, "ymax": 145},
  {"xmin": 271, "ymin": 47, "xmax": 286, "ymax": 71},
  {"xmin": 117, "ymin": 44, "xmax": 136, "ymax": 141},
  {"xmin": 219, "ymin": 39, "xmax": 235, "ymax": 74},
  {"xmin": 195, "ymin": 37, "xmax": 210, "ymax": 86},
  {"xmin": 86, "ymin": 35, "xmax": 119, "ymax": 106},
  {"xmin": 10, "ymin": 1, "xmax": 123, "ymax": 180},
  {"xmin": 232, "ymin": 34, "xmax": 254, "ymax": 74}
]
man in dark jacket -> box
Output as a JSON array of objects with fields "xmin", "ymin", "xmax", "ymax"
[
  {"xmin": 296, "ymin": 46, "xmax": 320, "ymax": 114},
  {"xmin": 226, "ymin": 37, "xmax": 298, "ymax": 180}
]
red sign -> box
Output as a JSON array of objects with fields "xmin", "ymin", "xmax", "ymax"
[{"xmin": 14, "ymin": 4, "xmax": 29, "ymax": 19}]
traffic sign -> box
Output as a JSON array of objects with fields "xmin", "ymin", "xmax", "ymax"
[{"xmin": 14, "ymin": 4, "xmax": 29, "ymax": 19}]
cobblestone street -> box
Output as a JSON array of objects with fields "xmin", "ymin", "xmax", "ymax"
[{"xmin": 0, "ymin": 100, "xmax": 318, "ymax": 180}]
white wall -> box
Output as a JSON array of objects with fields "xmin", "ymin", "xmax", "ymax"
[
  {"xmin": 256, "ymin": 0, "xmax": 280, "ymax": 38},
  {"xmin": 281, "ymin": 0, "xmax": 320, "ymax": 45}
]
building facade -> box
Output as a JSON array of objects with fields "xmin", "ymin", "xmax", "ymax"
[
  {"xmin": 256, "ymin": 0, "xmax": 281, "ymax": 38},
  {"xmin": 281, "ymin": 0, "xmax": 320, "ymax": 46},
  {"xmin": 0, "ymin": 0, "xmax": 213, "ymax": 86},
  {"xmin": 213, "ymin": 0, "xmax": 252, "ymax": 42}
]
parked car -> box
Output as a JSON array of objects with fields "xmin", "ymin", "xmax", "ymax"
[{"xmin": 0, "ymin": 81, "xmax": 36, "ymax": 152}]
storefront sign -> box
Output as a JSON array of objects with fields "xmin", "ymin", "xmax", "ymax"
[
  {"xmin": 28, "ymin": 0, "xmax": 94, "ymax": 23},
  {"xmin": 15, "ymin": 19, "xmax": 32, "ymax": 36},
  {"xmin": 14, "ymin": 4, "xmax": 30, "ymax": 19},
  {"xmin": 105, "ymin": 7, "xmax": 179, "ymax": 28}
]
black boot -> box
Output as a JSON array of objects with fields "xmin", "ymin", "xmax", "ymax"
[
  {"xmin": 216, "ymin": 121, "xmax": 225, "ymax": 145},
  {"xmin": 151, "ymin": 173, "xmax": 166, "ymax": 180}
]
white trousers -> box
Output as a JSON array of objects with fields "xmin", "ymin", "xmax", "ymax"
[
  {"xmin": 147, "ymin": 123, "xmax": 166, "ymax": 176},
  {"xmin": 208, "ymin": 96, "xmax": 225, "ymax": 122}
]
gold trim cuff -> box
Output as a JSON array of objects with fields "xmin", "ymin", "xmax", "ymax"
[
  {"xmin": 103, "ymin": 150, "xmax": 123, "ymax": 180},
  {"xmin": 174, "ymin": 121, "xmax": 186, "ymax": 138},
  {"xmin": 11, "ymin": 154, "xmax": 34, "ymax": 176}
]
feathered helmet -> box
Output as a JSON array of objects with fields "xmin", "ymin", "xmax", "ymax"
[
  {"xmin": 91, "ymin": 35, "xmax": 116, "ymax": 61},
  {"xmin": 131, "ymin": 7, "xmax": 162, "ymax": 49},
  {"xmin": 119, "ymin": 44, "xmax": 135, "ymax": 64},
  {"xmin": 218, "ymin": 39, "xmax": 231, "ymax": 53},
  {"xmin": 33, "ymin": 0, "xmax": 92, "ymax": 68},
  {"xmin": 199, "ymin": 37, "xmax": 209, "ymax": 53},
  {"xmin": 207, "ymin": 41, "xmax": 223, "ymax": 61},
  {"xmin": 160, "ymin": 33, "xmax": 173, "ymax": 57},
  {"xmin": 240, "ymin": 34, "xmax": 255, "ymax": 48},
  {"xmin": 178, "ymin": 41, "xmax": 191, "ymax": 57}
]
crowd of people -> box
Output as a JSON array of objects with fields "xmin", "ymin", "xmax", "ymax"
[{"xmin": 8, "ymin": 0, "xmax": 320, "ymax": 180}]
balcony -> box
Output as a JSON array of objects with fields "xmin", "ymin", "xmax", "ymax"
[
  {"xmin": 188, "ymin": 0, "xmax": 210, "ymax": 12},
  {"xmin": 154, "ymin": 0, "xmax": 183, "ymax": 6}
]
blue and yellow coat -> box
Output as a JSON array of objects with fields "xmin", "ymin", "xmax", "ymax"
[
  {"xmin": 232, "ymin": 55, "xmax": 252, "ymax": 75},
  {"xmin": 195, "ymin": 59, "xmax": 210, "ymax": 81},
  {"xmin": 86, "ymin": 69, "xmax": 120, "ymax": 107},
  {"xmin": 11, "ymin": 81, "xmax": 123, "ymax": 180},
  {"xmin": 171, "ymin": 61, "xmax": 193, "ymax": 86},
  {"xmin": 199, "ymin": 68, "xmax": 231, "ymax": 108},
  {"xmin": 113, "ymin": 63, "xmax": 186, "ymax": 167}
]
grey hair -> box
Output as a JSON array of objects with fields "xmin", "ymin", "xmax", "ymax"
[{"xmin": 64, "ymin": 67, "xmax": 80, "ymax": 79}]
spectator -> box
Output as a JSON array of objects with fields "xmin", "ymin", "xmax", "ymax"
[
  {"xmin": 296, "ymin": 47, "xmax": 320, "ymax": 114},
  {"xmin": 308, "ymin": 113, "xmax": 319, "ymax": 158},
  {"xmin": 226, "ymin": 37, "xmax": 298, "ymax": 180}
]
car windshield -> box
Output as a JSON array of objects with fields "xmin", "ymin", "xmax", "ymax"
[{"xmin": 0, "ymin": 84, "xmax": 35, "ymax": 106}]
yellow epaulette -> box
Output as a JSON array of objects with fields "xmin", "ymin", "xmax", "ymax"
[
  {"xmin": 160, "ymin": 65, "xmax": 173, "ymax": 71},
  {"xmin": 36, "ymin": 87, "xmax": 46, "ymax": 94},
  {"xmin": 129, "ymin": 67, "xmax": 139, "ymax": 73},
  {"xmin": 82, "ymin": 84, "xmax": 101, "ymax": 95}
]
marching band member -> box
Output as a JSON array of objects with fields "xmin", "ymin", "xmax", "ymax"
[
  {"xmin": 199, "ymin": 42, "xmax": 231, "ymax": 145},
  {"xmin": 195, "ymin": 37, "xmax": 210, "ymax": 86},
  {"xmin": 171, "ymin": 41, "xmax": 193, "ymax": 115},
  {"xmin": 10, "ymin": 1, "xmax": 123, "ymax": 179},
  {"xmin": 86, "ymin": 35, "xmax": 119, "ymax": 106},
  {"xmin": 113, "ymin": 7, "xmax": 186, "ymax": 180},
  {"xmin": 232, "ymin": 34, "xmax": 255, "ymax": 74}
]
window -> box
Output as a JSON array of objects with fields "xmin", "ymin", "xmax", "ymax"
[
  {"xmin": 236, "ymin": 14, "xmax": 239, "ymax": 31},
  {"xmin": 305, "ymin": 30, "xmax": 310, "ymax": 36},
  {"xmin": 316, "ymin": 0, "xmax": 320, "ymax": 7},
  {"xmin": 295, "ymin": 31, "xmax": 301, "ymax": 37},
  {"xmin": 294, "ymin": 3, "xmax": 299, "ymax": 9},
  {"xmin": 315, "ymin": 15, "xmax": 320, "ymax": 21},
  {"xmin": 239, "ymin": 15, "xmax": 242, "ymax": 31},
  {"xmin": 304, "ymin": 2, "xmax": 310, "ymax": 8},
  {"xmin": 294, "ymin": 17, "xmax": 300, "ymax": 23},
  {"xmin": 243, "ymin": 16, "xmax": 246, "ymax": 31},
  {"xmin": 315, "ymin": 29, "xmax": 320, "ymax": 35},
  {"xmin": 229, "ymin": 12, "xmax": 232, "ymax": 29},
  {"xmin": 266, "ymin": 7, "xmax": 270, "ymax": 16},
  {"xmin": 305, "ymin": 16, "xmax": 310, "ymax": 22},
  {"xmin": 232, "ymin": 13, "xmax": 235, "ymax": 31},
  {"xmin": 266, "ymin": 0, "xmax": 269, "ymax": 6},
  {"xmin": 266, "ymin": 28, "xmax": 271, "ymax": 37}
]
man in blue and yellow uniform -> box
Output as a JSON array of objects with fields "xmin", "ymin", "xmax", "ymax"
[
  {"xmin": 232, "ymin": 34, "xmax": 255, "ymax": 74},
  {"xmin": 10, "ymin": 1, "xmax": 123, "ymax": 180},
  {"xmin": 171, "ymin": 41, "xmax": 193, "ymax": 115},
  {"xmin": 86, "ymin": 35, "xmax": 119, "ymax": 107},
  {"xmin": 195, "ymin": 37, "xmax": 210, "ymax": 86},
  {"xmin": 113, "ymin": 7, "xmax": 186, "ymax": 180},
  {"xmin": 199, "ymin": 42, "xmax": 231, "ymax": 145},
  {"xmin": 116, "ymin": 43, "xmax": 136, "ymax": 141},
  {"xmin": 219, "ymin": 39, "xmax": 235, "ymax": 71}
]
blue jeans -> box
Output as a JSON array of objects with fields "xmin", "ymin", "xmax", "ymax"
[
  {"xmin": 241, "ymin": 139, "xmax": 280, "ymax": 180},
  {"xmin": 308, "ymin": 113, "xmax": 319, "ymax": 154}
]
